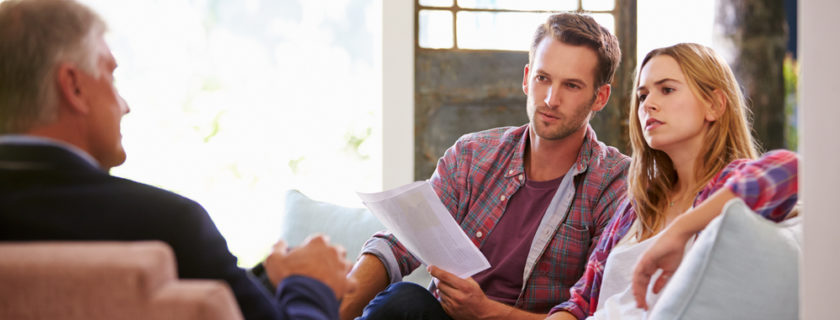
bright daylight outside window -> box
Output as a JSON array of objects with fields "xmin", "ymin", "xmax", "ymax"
[
  {"xmin": 418, "ymin": 0, "xmax": 616, "ymax": 50},
  {"xmin": 80, "ymin": 0, "xmax": 383, "ymax": 266}
]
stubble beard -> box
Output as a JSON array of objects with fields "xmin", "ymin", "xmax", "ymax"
[{"xmin": 531, "ymin": 99, "xmax": 594, "ymax": 141}]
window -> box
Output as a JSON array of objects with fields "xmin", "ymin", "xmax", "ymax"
[
  {"xmin": 80, "ymin": 0, "xmax": 382, "ymax": 266},
  {"xmin": 418, "ymin": 0, "xmax": 616, "ymax": 51}
]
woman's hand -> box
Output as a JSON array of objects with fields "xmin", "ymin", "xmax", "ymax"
[
  {"xmin": 630, "ymin": 224, "xmax": 692, "ymax": 310},
  {"xmin": 632, "ymin": 188, "xmax": 738, "ymax": 310}
]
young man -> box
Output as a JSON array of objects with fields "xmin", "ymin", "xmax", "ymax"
[
  {"xmin": 0, "ymin": 1, "xmax": 352, "ymax": 319},
  {"xmin": 340, "ymin": 13, "xmax": 630, "ymax": 320}
]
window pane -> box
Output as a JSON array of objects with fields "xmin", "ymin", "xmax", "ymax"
[
  {"xmin": 590, "ymin": 13, "xmax": 615, "ymax": 35},
  {"xmin": 457, "ymin": 11, "xmax": 552, "ymax": 51},
  {"xmin": 583, "ymin": 0, "xmax": 615, "ymax": 11},
  {"xmin": 457, "ymin": 0, "xmax": 577, "ymax": 11},
  {"xmin": 419, "ymin": 10, "xmax": 454, "ymax": 48},
  {"xmin": 419, "ymin": 0, "xmax": 454, "ymax": 7}
]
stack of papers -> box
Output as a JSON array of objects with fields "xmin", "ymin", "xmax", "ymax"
[{"xmin": 357, "ymin": 181, "xmax": 490, "ymax": 278}]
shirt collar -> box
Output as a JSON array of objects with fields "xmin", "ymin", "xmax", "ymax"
[
  {"xmin": 0, "ymin": 135, "xmax": 101, "ymax": 168},
  {"xmin": 573, "ymin": 125, "xmax": 600, "ymax": 174}
]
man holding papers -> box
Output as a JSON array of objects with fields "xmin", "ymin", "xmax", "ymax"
[{"xmin": 341, "ymin": 13, "xmax": 630, "ymax": 320}]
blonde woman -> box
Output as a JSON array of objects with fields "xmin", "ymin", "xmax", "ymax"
[{"xmin": 546, "ymin": 43, "xmax": 798, "ymax": 320}]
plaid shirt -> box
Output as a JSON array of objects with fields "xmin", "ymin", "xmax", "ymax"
[
  {"xmin": 363, "ymin": 124, "xmax": 629, "ymax": 313},
  {"xmin": 551, "ymin": 149, "xmax": 800, "ymax": 318}
]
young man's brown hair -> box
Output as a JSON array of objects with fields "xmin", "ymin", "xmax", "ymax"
[{"xmin": 530, "ymin": 13, "xmax": 621, "ymax": 87}]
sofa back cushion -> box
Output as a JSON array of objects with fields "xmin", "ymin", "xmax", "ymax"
[
  {"xmin": 282, "ymin": 189, "xmax": 386, "ymax": 261},
  {"xmin": 281, "ymin": 189, "xmax": 432, "ymax": 285}
]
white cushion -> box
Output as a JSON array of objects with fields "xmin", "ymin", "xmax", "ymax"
[
  {"xmin": 648, "ymin": 198, "xmax": 801, "ymax": 320},
  {"xmin": 280, "ymin": 189, "xmax": 432, "ymax": 285},
  {"xmin": 281, "ymin": 189, "xmax": 385, "ymax": 260}
]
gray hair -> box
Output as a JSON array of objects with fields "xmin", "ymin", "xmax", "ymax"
[{"xmin": 0, "ymin": 0, "xmax": 106, "ymax": 133}]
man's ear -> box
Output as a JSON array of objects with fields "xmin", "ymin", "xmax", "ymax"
[
  {"xmin": 56, "ymin": 63, "xmax": 89, "ymax": 114},
  {"xmin": 591, "ymin": 83, "xmax": 611, "ymax": 112},
  {"xmin": 706, "ymin": 89, "xmax": 726, "ymax": 122},
  {"xmin": 522, "ymin": 64, "xmax": 530, "ymax": 95}
]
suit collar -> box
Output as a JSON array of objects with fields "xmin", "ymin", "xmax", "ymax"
[
  {"xmin": 0, "ymin": 135, "xmax": 100, "ymax": 168},
  {"xmin": 0, "ymin": 143, "xmax": 105, "ymax": 173}
]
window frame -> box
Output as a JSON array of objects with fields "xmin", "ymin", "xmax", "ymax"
[{"xmin": 415, "ymin": 0, "xmax": 619, "ymax": 51}]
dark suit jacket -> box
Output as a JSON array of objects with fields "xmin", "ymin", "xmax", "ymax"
[{"xmin": 0, "ymin": 143, "xmax": 338, "ymax": 320}]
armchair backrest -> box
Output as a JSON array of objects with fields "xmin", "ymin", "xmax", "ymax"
[{"xmin": 0, "ymin": 241, "xmax": 243, "ymax": 320}]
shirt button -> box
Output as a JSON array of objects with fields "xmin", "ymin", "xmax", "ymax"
[
  {"xmin": 508, "ymin": 170, "xmax": 514, "ymax": 175},
  {"xmin": 500, "ymin": 195, "xmax": 506, "ymax": 201},
  {"xmin": 518, "ymin": 174, "xmax": 524, "ymax": 181},
  {"xmin": 476, "ymin": 231, "xmax": 483, "ymax": 238}
]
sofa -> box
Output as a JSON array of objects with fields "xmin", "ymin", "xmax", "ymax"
[
  {"xmin": 0, "ymin": 241, "xmax": 243, "ymax": 320},
  {"xmin": 281, "ymin": 190, "xmax": 802, "ymax": 319}
]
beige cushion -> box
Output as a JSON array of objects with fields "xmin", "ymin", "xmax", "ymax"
[{"xmin": 0, "ymin": 241, "xmax": 243, "ymax": 320}]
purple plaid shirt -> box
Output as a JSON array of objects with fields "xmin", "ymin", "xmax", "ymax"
[
  {"xmin": 363, "ymin": 124, "xmax": 629, "ymax": 313},
  {"xmin": 551, "ymin": 149, "xmax": 800, "ymax": 318}
]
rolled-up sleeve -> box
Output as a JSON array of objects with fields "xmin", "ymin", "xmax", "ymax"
[
  {"xmin": 710, "ymin": 149, "xmax": 799, "ymax": 222},
  {"xmin": 360, "ymin": 237, "xmax": 405, "ymax": 285}
]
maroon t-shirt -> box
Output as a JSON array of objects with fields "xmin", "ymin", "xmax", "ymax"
[{"xmin": 471, "ymin": 174, "xmax": 565, "ymax": 305}]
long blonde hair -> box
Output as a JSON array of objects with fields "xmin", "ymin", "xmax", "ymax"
[{"xmin": 628, "ymin": 43, "xmax": 759, "ymax": 240}]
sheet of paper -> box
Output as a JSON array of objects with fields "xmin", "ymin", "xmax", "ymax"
[{"xmin": 357, "ymin": 181, "xmax": 490, "ymax": 278}]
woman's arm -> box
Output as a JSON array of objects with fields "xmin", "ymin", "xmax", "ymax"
[
  {"xmin": 631, "ymin": 149, "xmax": 799, "ymax": 309},
  {"xmin": 630, "ymin": 187, "xmax": 736, "ymax": 309}
]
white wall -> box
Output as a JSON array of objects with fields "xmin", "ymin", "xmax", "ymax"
[
  {"xmin": 637, "ymin": 0, "xmax": 716, "ymax": 59},
  {"xmin": 381, "ymin": 0, "xmax": 415, "ymax": 189},
  {"xmin": 799, "ymin": 0, "xmax": 840, "ymax": 318}
]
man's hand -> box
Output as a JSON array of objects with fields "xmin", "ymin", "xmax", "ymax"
[
  {"xmin": 429, "ymin": 265, "xmax": 509, "ymax": 320},
  {"xmin": 263, "ymin": 235, "xmax": 356, "ymax": 300}
]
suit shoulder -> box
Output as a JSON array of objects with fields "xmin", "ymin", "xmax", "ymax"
[{"xmin": 105, "ymin": 176, "xmax": 206, "ymax": 213}]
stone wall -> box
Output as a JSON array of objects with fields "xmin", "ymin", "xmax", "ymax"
[{"xmin": 413, "ymin": 2, "xmax": 637, "ymax": 180}]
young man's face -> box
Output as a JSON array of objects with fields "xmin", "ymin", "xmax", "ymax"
[
  {"xmin": 78, "ymin": 36, "xmax": 130, "ymax": 170},
  {"xmin": 523, "ymin": 37, "xmax": 608, "ymax": 142}
]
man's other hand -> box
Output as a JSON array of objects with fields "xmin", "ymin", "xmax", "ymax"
[
  {"xmin": 264, "ymin": 234, "xmax": 356, "ymax": 300},
  {"xmin": 429, "ymin": 265, "xmax": 508, "ymax": 320}
]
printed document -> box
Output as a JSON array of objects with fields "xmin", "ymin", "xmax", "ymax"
[{"xmin": 357, "ymin": 181, "xmax": 490, "ymax": 278}]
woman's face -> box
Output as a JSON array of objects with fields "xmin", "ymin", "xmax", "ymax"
[{"xmin": 636, "ymin": 55, "xmax": 716, "ymax": 154}]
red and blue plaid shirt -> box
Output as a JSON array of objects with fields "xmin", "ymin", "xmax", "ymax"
[
  {"xmin": 364, "ymin": 124, "xmax": 629, "ymax": 313},
  {"xmin": 551, "ymin": 149, "xmax": 800, "ymax": 318}
]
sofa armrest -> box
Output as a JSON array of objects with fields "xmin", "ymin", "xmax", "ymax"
[{"xmin": 0, "ymin": 241, "xmax": 243, "ymax": 320}]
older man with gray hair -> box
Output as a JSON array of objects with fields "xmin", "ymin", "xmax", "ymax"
[{"xmin": 0, "ymin": 0, "xmax": 353, "ymax": 319}]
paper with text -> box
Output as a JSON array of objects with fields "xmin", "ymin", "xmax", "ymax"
[{"xmin": 358, "ymin": 181, "xmax": 490, "ymax": 278}]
